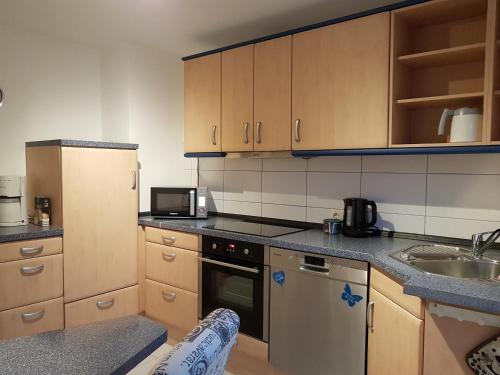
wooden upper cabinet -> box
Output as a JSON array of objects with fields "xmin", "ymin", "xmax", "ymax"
[
  {"xmin": 184, "ymin": 53, "xmax": 222, "ymax": 153},
  {"xmin": 222, "ymin": 45, "xmax": 254, "ymax": 152},
  {"xmin": 254, "ymin": 36, "xmax": 292, "ymax": 151},
  {"xmin": 292, "ymin": 12, "xmax": 390, "ymax": 150}
]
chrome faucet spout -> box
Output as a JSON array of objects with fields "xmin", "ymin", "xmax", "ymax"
[{"xmin": 471, "ymin": 229, "xmax": 500, "ymax": 259}]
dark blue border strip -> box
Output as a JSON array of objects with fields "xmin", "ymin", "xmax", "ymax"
[
  {"xmin": 184, "ymin": 152, "xmax": 227, "ymax": 158},
  {"xmin": 181, "ymin": 0, "xmax": 428, "ymax": 61},
  {"xmin": 292, "ymin": 146, "xmax": 500, "ymax": 157},
  {"xmin": 112, "ymin": 331, "xmax": 168, "ymax": 375}
]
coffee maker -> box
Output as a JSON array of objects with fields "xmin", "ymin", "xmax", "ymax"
[
  {"xmin": 342, "ymin": 197, "xmax": 380, "ymax": 237},
  {"xmin": 0, "ymin": 176, "xmax": 27, "ymax": 226}
]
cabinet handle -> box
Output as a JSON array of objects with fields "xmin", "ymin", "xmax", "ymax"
[
  {"xmin": 294, "ymin": 119, "xmax": 301, "ymax": 142},
  {"xmin": 366, "ymin": 301, "xmax": 375, "ymax": 331},
  {"xmin": 22, "ymin": 310, "xmax": 45, "ymax": 322},
  {"xmin": 20, "ymin": 246, "xmax": 44, "ymax": 256},
  {"xmin": 131, "ymin": 171, "xmax": 137, "ymax": 190},
  {"xmin": 20, "ymin": 264, "xmax": 44, "ymax": 275},
  {"xmin": 256, "ymin": 122, "xmax": 262, "ymax": 144},
  {"xmin": 212, "ymin": 125, "xmax": 217, "ymax": 145},
  {"xmin": 162, "ymin": 291, "xmax": 176, "ymax": 302},
  {"xmin": 244, "ymin": 122, "xmax": 249, "ymax": 144},
  {"xmin": 162, "ymin": 252, "xmax": 176, "ymax": 261},
  {"xmin": 162, "ymin": 235, "xmax": 176, "ymax": 244},
  {"xmin": 96, "ymin": 298, "xmax": 115, "ymax": 309}
]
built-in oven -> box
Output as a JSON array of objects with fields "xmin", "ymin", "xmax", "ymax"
[
  {"xmin": 200, "ymin": 236, "xmax": 269, "ymax": 342},
  {"xmin": 151, "ymin": 187, "xmax": 208, "ymax": 219}
]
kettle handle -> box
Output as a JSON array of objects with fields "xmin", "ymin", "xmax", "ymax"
[
  {"xmin": 365, "ymin": 200, "xmax": 377, "ymax": 227},
  {"xmin": 438, "ymin": 108, "xmax": 454, "ymax": 136}
]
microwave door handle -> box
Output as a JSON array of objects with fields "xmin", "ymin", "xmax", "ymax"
[{"xmin": 189, "ymin": 190, "xmax": 195, "ymax": 216}]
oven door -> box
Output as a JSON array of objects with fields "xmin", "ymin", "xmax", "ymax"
[
  {"xmin": 200, "ymin": 255, "xmax": 268, "ymax": 341},
  {"xmin": 151, "ymin": 187, "xmax": 196, "ymax": 217}
]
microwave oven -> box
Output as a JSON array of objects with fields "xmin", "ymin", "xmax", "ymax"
[{"xmin": 151, "ymin": 187, "xmax": 208, "ymax": 219}]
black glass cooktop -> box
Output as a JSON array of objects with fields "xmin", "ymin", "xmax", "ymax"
[{"xmin": 204, "ymin": 221, "xmax": 305, "ymax": 238}]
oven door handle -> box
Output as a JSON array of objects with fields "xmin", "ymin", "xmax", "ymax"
[{"xmin": 200, "ymin": 257, "xmax": 260, "ymax": 274}]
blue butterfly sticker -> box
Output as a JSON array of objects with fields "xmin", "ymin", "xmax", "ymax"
[
  {"xmin": 341, "ymin": 283, "xmax": 363, "ymax": 307},
  {"xmin": 273, "ymin": 271, "xmax": 285, "ymax": 286}
]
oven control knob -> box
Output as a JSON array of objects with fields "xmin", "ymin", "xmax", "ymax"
[{"xmin": 243, "ymin": 248, "xmax": 249, "ymax": 255}]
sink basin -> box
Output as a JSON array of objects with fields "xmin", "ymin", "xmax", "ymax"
[{"xmin": 408, "ymin": 259, "xmax": 500, "ymax": 283}]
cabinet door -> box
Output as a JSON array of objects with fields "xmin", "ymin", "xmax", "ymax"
[
  {"xmin": 367, "ymin": 287, "xmax": 423, "ymax": 375},
  {"xmin": 292, "ymin": 13, "xmax": 390, "ymax": 150},
  {"xmin": 62, "ymin": 148, "xmax": 138, "ymax": 302},
  {"xmin": 184, "ymin": 53, "xmax": 222, "ymax": 153},
  {"xmin": 254, "ymin": 36, "xmax": 292, "ymax": 151},
  {"xmin": 222, "ymin": 45, "xmax": 254, "ymax": 152}
]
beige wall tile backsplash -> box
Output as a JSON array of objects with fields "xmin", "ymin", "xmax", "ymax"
[{"xmin": 198, "ymin": 155, "xmax": 500, "ymax": 240}]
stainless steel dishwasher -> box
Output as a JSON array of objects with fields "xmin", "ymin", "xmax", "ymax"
[{"xmin": 270, "ymin": 247, "xmax": 368, "ymax": 375}]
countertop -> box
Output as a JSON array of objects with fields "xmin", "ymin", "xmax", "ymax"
[
  {"xmin": 139, "ymin": 216, "xmax": 500, "ymax": 314},
  {"xmin": 25, "ymin": 139, "xmax": 139, "ymax": 150},
  {"xmin": 0, "ymin": 224, "xmax": 63, "ymax": 243},
  {"xmin": 0, "ymin": 315, "xmax": 167, "ymax": 375}
]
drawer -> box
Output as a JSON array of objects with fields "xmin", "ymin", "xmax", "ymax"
[
  {"xmin": 145, "ymin": 279, "xmax": 198, "ymax": 331},
  {"xmin": 145, "ymin": 227, "xmax": 199, "ymax": 251},
  {"xmin": 0, "ymin": 237, "xmax": 62, "ymax": 263},
  {"xmin": 0, "ymin": 297, "xmax": 64, "ymax": 340},
  {"xmin": 146, "ymin": 242, "xmax": 199, "ymax": 293},
  {"xmin": 0, "ymin": 254, "xmax": 63, "ymax": 311},
  {"xmin": 64, "ymin": 285, "xmax": 139, "ymax": 328},
  {"xmin": 370, "ymin": 267, "xmax": 424, "ymax": 319}
]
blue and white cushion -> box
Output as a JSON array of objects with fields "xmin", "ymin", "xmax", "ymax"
[{"xmin": 152, "ymin": 308, "xmax": 240, "ymax": 375}]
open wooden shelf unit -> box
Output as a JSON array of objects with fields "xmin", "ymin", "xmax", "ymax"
[{"xmin": 390, "ymin": 0, "xmax": 493, "ymax": 147}]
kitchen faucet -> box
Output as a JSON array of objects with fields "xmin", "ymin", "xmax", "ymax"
[{"xmin": 471, "ymin": 229, "xmax": 500, "ymax": 259}]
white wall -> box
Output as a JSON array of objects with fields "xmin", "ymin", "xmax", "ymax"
[
  {"xmin": 0, "ymin": 26, "xmax": 102, "ymax": 175},
  {"xmin": 199, "ymin": 154, "xmax": 500, "ymax": 240},
  {"xmin": 101, "ymin": 44, "xmax": 197, "ymax": 211}
]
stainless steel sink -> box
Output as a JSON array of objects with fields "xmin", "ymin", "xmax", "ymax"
[
  {"xmin": 408, "ymin": 259, "xmax": 500, "ymax": 282},
  {"xmin": 392, "ymin": 244, "xmax": 500, "ymax": 283}
]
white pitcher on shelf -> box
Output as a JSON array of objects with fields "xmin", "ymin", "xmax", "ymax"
[{"xmin": 438, "ymin": 107, "xmax": 482, "ymax": 143}]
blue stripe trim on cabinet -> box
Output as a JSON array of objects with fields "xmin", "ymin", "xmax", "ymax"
[
  {"xmin": 184, "ymin": 152, "xmax": 227, "ymax": 158},
  {"xmin": 181, "ymin": 0, "xmax": 428, "ymax": 61},
  {"xmin": 292, "ymin": 146, "xmax": 500, "ymax": 157}
]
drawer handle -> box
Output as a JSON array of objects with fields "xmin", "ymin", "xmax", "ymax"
[
  {"xmin": 162, "ymin": 291, "xmax": 176, "ymax": 302},
  {"xmin": 162, "ymin": 235, "xmax": 176, "ymax": 244},
  {"xmin": 20, "ymin": 264, "xmax": 44, "ymax": 275},
  {"xmin": 20, "ymin": 246, "xmax": 44, "ymax": 256},
  {"xmin": 162, "ymin": 252, "xmax": 176, "ymax": 261},
  {"xmin": 22, "ymin": 310, "xmax": 45, "ymax": 322},
  {"xmin": 96, "ymin": 298, "xmax": 115, "ymax": 309}
]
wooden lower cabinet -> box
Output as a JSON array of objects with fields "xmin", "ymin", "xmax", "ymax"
[
  {"xmin": 145, "ymin": 227, "xmax": 199, "ymax": 252},
  {"xmin": 0, "ymin": 237, "xmax": 62, "ymax": 263},
  {"xmin": 367, "ymin": 288, "xmax": 424, "ymax": 375},
  {"xmin": 64, "ymin": 285, "xmax": 139, "ymax": 328},
  {"xmin": 0, "ymin": 297, "xmax": 64, "ymax": 340},
  {"xmin": 145, "ymin": 242, "xmax": 198, "ymax": 293},
  {"xmin": 145, "ymin": 279, "xmax": 198, "ymax": 332},
  {"xmin": 0, "ymin": 254, "xmax": 63, "ymax": 311},
  {"xmin": 423, "ymin": 305, "xmax": 500, "ymax": 375}
]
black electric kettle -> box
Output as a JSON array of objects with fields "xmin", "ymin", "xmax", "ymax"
[{"xmin": 342, "ymin": 198, "xmax": 380, "ymax": 237}]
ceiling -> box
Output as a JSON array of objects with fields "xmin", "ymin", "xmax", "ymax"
[{"xmin": 0, "ymin": 0, "xmax": 402, "ymax": 58}]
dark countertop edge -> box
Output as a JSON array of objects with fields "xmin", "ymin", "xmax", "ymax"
[
  {"xmin": 25, "ymin": 140, "xmax": 139, "ymax": 150},
  {"xmin": 113, "ymin": 330, "xmax": 167, "ymax": 375},
  {"xmin": 0, "ymin": 227, "xmax": 64, "ymax": 243},
  {"xmin": 139, "ymin": 218, "xmax": 500, "ymax": 314}
]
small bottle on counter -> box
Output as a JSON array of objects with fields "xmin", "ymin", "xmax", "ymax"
[{"xmin": 34, "ymin": 196, "xmax": 51, "ymax": 226}]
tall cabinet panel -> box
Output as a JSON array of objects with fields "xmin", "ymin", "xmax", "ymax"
[
  {"xmin": 254, "ymin": 36, "xmax": 292, "ymax": 151},
  {"xmin": 222, "ymin": 45, "xmax": 254, "ymax": 152},
  {"xmin": 292, "ymin": 12, "xmax": 390, "ymax": 150},
  {"xmin": 184, "ymin": 53, "xmax": 222, "ymax": 152},
  {"xmin": 62, "ymin": 147, "xmax": 138, "ymax": 302}
]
